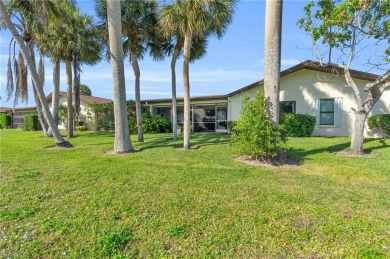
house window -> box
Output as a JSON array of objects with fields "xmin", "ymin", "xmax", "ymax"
[
  {"xmin": 319, "ymin": 99, "xmax": 335, "ymax": 125},
  {"xmin": 280, "ymin": 101, "xmax": 296, "ymax": 114}
]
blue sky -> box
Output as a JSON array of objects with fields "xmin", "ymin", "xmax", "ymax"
[{"xmin": 0, "ymin": 0, "xmax": 383, "ymax": 108}]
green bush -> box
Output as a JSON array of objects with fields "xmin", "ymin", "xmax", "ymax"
[
  {"xmin": 23, "ymin": 114, "xmax": 39, "ymax": 131},
  {"xmin": 128, "ymin": 113, "xmax": 170, "ymax": 134},
  {"xmin": 231, "ymin": 93, "xmax": 287, "ymax": 158},
  {"xmin": 282, "ymin": 113, "xmax": 316, "ymax": 137},
  {"xmin": 75, "ymin": 126, "xmax": 87, "ymax": 131},
  {"xmin": 128, "ymin": 116, "xmax": 137, "ymax": 134},
  {"xmin": 143, "ymin": 113, "xmax": 170, "ymax": 133},
  {"xmin": 0, "ymin": 114, "xmax": 11, "ymax": 129},
  {"xmin": 227, "ymin": 121, "xmax": 237, "ymax": 134},
  {"xmin": 368, "ymin": 114, "xmax": 390, "ymax": 137}
]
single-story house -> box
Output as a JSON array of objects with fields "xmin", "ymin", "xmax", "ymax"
[
  {"xmin": 3, "ymin": 91, "xmax": 111, "ymax": 130},
  {"xmin": 142, "ymin": 60, "xmax": 390, "ymax": 137}
]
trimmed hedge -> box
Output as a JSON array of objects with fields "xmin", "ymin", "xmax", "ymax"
[
  {"xmin": 282, "ymin": 113, "xmax": 316, "ymax": 137},
  {"xmin": 368, "ymin": 114, "xmax": 390, "ymax": 137},
  {"xmin": 0, "ymin": 114, "xmax": 11, "ymax": 129},
  {"xmin": 23, "ymin": 114, "xmax": 40, "ymax": 131}
]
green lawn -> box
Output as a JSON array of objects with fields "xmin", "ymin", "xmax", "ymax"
[{"xmin": 0, "ymin": 129, "xmax": 389, "ymax": 258}]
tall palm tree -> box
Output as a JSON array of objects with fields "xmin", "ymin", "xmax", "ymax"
[
  {"xmin": 96, "ymin": 0, "xmax": 164, "ymax": 142},
  {"xmin": 106, "ymin": 0, "xmax": 133, "ymax": 153},
  {"xmin": 4, "ymin": 1, "xmax": 52, "ymax": 136},
  {"xmin": 0, "ymin": 1, "xmax": 71, "ymax": 147},
  {"xmin": 38, "ymin": 2, "xmax": 101, "ymax": 138},
  {"xmin": 157, "ymin": 30, "xmax": 207, "ymax": 140},
  {"xmin": 159, "ymin": 0, "xmax": 236, "ymax": 149},
  {"xmin": 264, "ymin": 0, "xmax": 283, "ymax": 125}
]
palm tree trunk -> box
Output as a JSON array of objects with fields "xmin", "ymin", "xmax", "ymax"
[
  {"xmin": 183, "ymin": 33, "xmax": 192, "ymax": 149},
  {"xmin": 52, "ymin": 60, "xmax": 60, "ymax": 125},
  {"xmin": 107, "ymin": 0, "xmax": 133, "ymax": 153},
  {"xmin": 264, "ymin": 0, "xmax": 283, "ymax": 125},
  {"xmin": 171, "ymin": 40, "xmax": 181, "ymax": 141},
  {"xmin": 0, "ymin": 2, "xmax": 71, "ymax": 146},
  {"xmin": 130, "ymin": 49, "xmax": 144, "ymax": 142},
  {"xmin": 65, "ymin": 58, "xmax": 74, "ymax": 138},
  {"xmin": 28, "ymin": 42, "xmax": 49, "ymax": 136}
]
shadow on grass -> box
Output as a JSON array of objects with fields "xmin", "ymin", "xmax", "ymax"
[
  {"xmin": 288, "ymin": 138, "xmax": 389, "ymax": 163},
  {"xmin": 138, "ymin": 133, "xmax": 230, "ymax": 151}
]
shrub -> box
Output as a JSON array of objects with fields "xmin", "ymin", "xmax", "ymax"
[
  {"xmin": 231, "ymin": 93, "xmax": 287, "ymax": 158},
  {"xmin": 282, "ymin": 113, "xmax": 316, "ymax": 137},
  {"xmin": 128, "ymin": 113, "xmax": 170, "ymax": 134},
  {"xmin": 23, "ymin": 114, "xmax": 39, "ymax": 131},
  {"xmin": 227, "ymin": 121, "xmax": 237, "ymax": 134},
  {"xmin": 75, "ymin": 126, "xmax": 87, "ymax": 131},
  {"xmin": 0, "ymin": 114, "xmax": 11, "ymax": 129},
  {"xmin": 368, "ymin": 114, "xmax": 390, "ymax": 137}
]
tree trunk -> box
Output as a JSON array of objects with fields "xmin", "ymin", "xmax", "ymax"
[
  {"xmin": 52, "ymin": 60, "xmax": 60, "ymax": 125},
  {"xmin": 183, "ymin": 33, "xmax": 192, "ymax": 149},
  {"xmin": 28, "ymin": 42, "xmax": 49, "ymax": 136},
  {"xmin": 66, "ymin": 58, "xmax": 74, "ymax": 138},
  {"xmin": 171, "ymin": 40, "xmax": 181, "ymax": 141},
  {"xmin": 264, "ymin": 0, "xmax": 283, "ymax": 125},
  {"xmin": 0, "ymin": 2, "xmax": 71, "ymax": 146},
  {"xmin": 107, "ymin": 0, "xmax": 133, "ymax": 153},
  {"xmin": 130, "ymin": 49, "xmax": 144, "ymax": 142},
  {"xmin": 350, "ymin": 111, "xmax": 367, "ymax": 156}
]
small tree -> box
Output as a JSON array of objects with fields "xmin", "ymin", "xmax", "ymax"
[
  {"xmin": 298, "ymin": 0, "xmax": 390, "ymax": 156},
  {"xmin": 231, "ymin": 93, "xmax": 287, "ymax": 162}
]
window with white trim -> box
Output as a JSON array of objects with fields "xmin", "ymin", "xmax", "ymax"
[{"xmin": 315, "ymin": 97, "xmax": 343, "ymax": 126}]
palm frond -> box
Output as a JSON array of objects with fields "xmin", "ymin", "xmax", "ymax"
[{"xmin": 6, "ymin": 40, "xmax": 15, "ymax": 101}]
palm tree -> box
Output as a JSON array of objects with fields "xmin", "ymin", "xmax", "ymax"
[
  {"xmin": 157, "ymin": 30, "xmax": 207, "ymax": 140},
  {"xmin": 264, "ymin": 0, "xmax": 283, "ymax": 125},
  {"xmin": 96, "ymin": 0, "xmax": 164, "ymax": 143},
  {"xmin": 0, "ymin": 1, "xmax": 71, "ymax": 147},
  {"xmin": 39, "ymin": 2, "xmax": 101, "ymax": 138},
  {"xmin": 159, "ymin": 0, "xmax": 236, "ymax": 149},
  {"xmin": 106, "ymin": 0, "xmax": 133, "ymax": 153}
]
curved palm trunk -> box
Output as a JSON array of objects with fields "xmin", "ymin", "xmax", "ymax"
[
  {"xmin": 52, "ymin": 60, "xmax": 60, "ymax": 125},
  {"xmin": 264, "ymin": 0, "xmax": 283, "ymax": 125},
  {"xmin": 183, "ymin": 33, "xmax": 192, "ymax": 149},
  {"xmin": 28, "ymin": 42, "xmax": 49, "ymax": 136},
  {"xmin": 0, "ymin": 2, "xmax": 70, "ymax": 146},
  {"xmin": 130, "ymin": 49, "xmax": 144, "ymax": 142},
  {"xmin": 65, "ymin": 58, "xmax": 74, "ymax": 138},
  {"xmin": 107, "ymin": 0, "xmax": 133, "ymax": 153},
  {"xmin": 171, "ymin": 41, "xmax": 181, "ymax": 141}
]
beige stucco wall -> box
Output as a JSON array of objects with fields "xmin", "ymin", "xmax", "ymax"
[
  {"xmin": 229, "ymin": 69, "xmax": 390, "ymax": 137},
  {"xmin": 48, "ymin": 96, "xmax": 94, "ymax": 131}
]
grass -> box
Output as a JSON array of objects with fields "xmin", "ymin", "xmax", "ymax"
[{"xmin": 0, "ymin": 129, "xmax": 389, "ymax": 258}]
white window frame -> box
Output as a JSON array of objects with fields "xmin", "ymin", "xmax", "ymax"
[{"xmin": 315, "ymin": 97, "xmax": 343, "ymax": 126}]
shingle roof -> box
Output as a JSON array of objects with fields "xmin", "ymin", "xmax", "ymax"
[
  {"xmin": 142, "ymin": 95, "xmax": 228, "ymax": 104},
  {"xmin": 46, "ymin": 91, "xmax": 112, "ymax": 104},
  {"xmin": 227, "ymin": 60, "xmax": 379, "ymax": 97},
  {"xmin": 141, "ymin": 60, "xmax": 379, "ymax": 104}
]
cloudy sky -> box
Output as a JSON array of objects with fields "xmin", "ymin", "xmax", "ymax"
[{"xmin": 0, "ymin": 0, "xmax": 385, "ymax": 107}]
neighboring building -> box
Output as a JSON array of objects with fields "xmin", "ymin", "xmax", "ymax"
[
  {"xmin": 143, "ymin": 60, "xmax": 390, "ymax": 137},
  {"xmin": 46, "ymin": 91, "xmax": 112, "ymax": 130},
  {"xmin": 2, "ymin": 91, "xmax": 112, "ymax": 130}
]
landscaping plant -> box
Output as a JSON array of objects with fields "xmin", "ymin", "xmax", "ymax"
[{"xmin": 231, "ymin": 93, "xmax": 287, "ymax": 160}]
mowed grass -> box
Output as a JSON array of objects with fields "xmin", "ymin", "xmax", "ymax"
[{"xmin": 0, "ymin": 129, "xmax": 389, "ymax": 258}]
